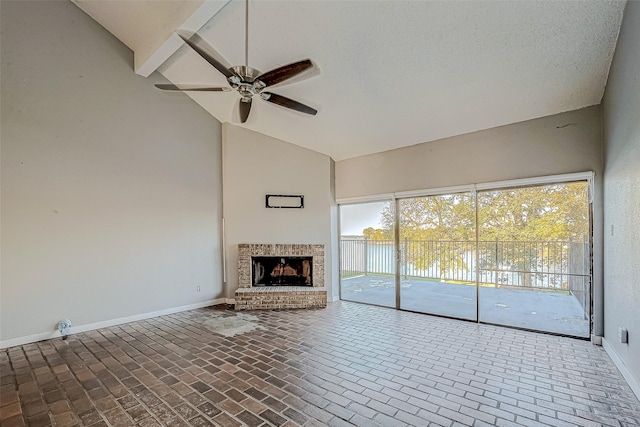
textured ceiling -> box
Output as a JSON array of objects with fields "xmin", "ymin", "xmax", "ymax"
[{"xmin": 74, "ymin": 0, "xmax": 625, "ymax": 161}]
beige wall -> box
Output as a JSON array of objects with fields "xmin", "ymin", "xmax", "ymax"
[
  {"xmin": 335, "ymin": 106, "xmax": 603, "ymax": 199},
  {"xmin": 602, "ymin": 1, "xmax": 640, "ymax": 396},
  {"xmin": 222, "ymin": 124, "xmax": 336, "ymax": 299},
  {"xmin": 1, "ymin": 1, "xmax": 224, "ymax": 343},
  {"xmin": 335, "ymin": 105, "xmax": 605, "ymax": 337}
]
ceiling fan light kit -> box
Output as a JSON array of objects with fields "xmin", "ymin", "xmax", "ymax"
[{"xmin": 156, "ymin": 0, "xmax": 318, "ymax": 123}]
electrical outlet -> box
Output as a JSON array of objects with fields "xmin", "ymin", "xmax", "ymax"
[
  {"xmin": 197, "ymin": 285, "xmax": 201, "ymax": 292},
  {"xmin": 619, "ymin": 327, "xmax": 628, "ymax": 344}
]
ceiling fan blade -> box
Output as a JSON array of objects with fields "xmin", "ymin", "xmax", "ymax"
[
  {"xmin": 239, "ymin": 99, "xmax": 252, "ymax": 123},
  {"xmin": 256, "ymin": 59, "xmax": 313, "ymax": 87},
  {"xmin": 177, "ymin": 33, "xmax": 236, "ymax": 80},
  {"xmin": 261, "ymin": 92, "xmax": 317, "ymax": 116},
  {"xmin": 155, "ymin": 84, "xmax": 231, "ymax": 92}
]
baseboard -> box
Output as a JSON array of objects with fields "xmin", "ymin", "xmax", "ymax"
[
  {"xmin": 0, "ymin": 298, "xmax": 226, "ymax": 349},
  {"xmin": 225, "ymin": 298, "xmax": 236, "ymax": 305},
  {"xmin": 603, "ymin": 338, "xmax": 640, "ymax": 401}
]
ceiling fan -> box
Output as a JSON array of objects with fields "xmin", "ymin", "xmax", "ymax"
[{"xmin": 156, "ymin": 0, "xmax": 318, "ymax": 123}]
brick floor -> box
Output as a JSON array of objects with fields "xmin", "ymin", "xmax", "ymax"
[{"xmin": 1, "ymin": 301, "xmax": 638, "ymax": 426}]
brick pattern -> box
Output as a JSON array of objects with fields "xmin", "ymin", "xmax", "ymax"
[
  {"xmin": 235, "ymin": 287, "xmax": 327, "ymax": 311},
  {"xmin": 1, "ymin": 302, "xmax": 639, "ymax": 427},
  {"xmin": 236, "ymin": 244, "xmax": 325, "ymax": 310},
  {"xmin": 237, "ymin": 244, "xmax": 324, "ymax": 289}
]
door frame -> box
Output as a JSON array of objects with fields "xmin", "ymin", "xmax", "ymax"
[{"xmin": 338, "ymin": 172, "xmax": 595, "ymax": 338}]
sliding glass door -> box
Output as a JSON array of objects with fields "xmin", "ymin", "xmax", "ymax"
[
  {"xmin": 338, "ymin": 178, "xmax": 592, "ymax": 338},
  {"xmin": 477, "ymin": 182, "xmax": 591, "ymax": 337},
  {"xmin": 398, "ymin": 192, "xmax": 477, "ymax": 320},
  {"xmin": 339, "ymin": 201, "xmax": 395, "ymax": 308}
]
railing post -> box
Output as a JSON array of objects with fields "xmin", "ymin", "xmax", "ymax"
[
  {"xmin": 403, "ymin": 239, "xmax": 408, "ymax": 279},
  {"xmin": 363, "ymin": 238, "xmax": 368, "ymax": 276},
  {"xmin": 495, "ymin": 239, "xmax": 499, "ymax": 286},
  {"xmin": 439, "ymin": 241, "xmax": 444, "ymax": 281}
]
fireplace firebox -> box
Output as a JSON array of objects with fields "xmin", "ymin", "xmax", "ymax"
[{"xmin": 252, "ymin": 256, "xmax": 312, "ymax": 286}]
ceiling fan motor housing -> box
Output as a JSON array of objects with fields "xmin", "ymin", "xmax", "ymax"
[{"xmin": 230, "ymin": 66, "xmax": 266, "ymax": 101}]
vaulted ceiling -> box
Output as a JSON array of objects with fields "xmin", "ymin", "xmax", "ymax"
[{"xmin": 73, "ymin": 0, "xmax": 625, "ymax": 161}]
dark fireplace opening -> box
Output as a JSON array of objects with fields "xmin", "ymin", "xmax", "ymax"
[{"xmin": 252, "ymin": 256, "xmax": 313, "ymax": 286}]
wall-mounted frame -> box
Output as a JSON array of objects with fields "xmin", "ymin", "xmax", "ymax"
[{"xmin": 265, "ymin": 194, "xmax": 304, "ymax": 209}]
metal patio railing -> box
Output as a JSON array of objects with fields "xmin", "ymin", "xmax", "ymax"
[{"xmin": 340, "ymin": 238, "xmax": 590, "ymax": 292}]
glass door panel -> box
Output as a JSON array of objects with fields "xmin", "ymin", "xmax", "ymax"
[
  {"xmin": 340, "ymin": 201, "xmax": 396, "ymax": 308},
  {"xmin": 477, "ymin": 182, "xmax": 591, "ymax": 337},
  {"xmin": 398, "ymin": 192, "xmax": 477, "ymax": 321}
]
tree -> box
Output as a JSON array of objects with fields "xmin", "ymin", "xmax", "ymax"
[
  {"xmin": 478, "ymin": 182, "xmax": 588, "ymax": 241},
  {"xmin": 380, "ymin": 194, "xmax": 475, "ymax": 279},
  {"xmin": 362, "ymin": 227, "xmax": 391, "ymax": 241},
  {"xmin": 478, "ymin": 182, "xmax": 589, "ymax": 287},
  {"xmin": 369, "ymin": 183, "xmax": 589, "ymax": 286}
]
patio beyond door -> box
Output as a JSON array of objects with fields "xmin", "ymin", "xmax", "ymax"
[
  {"xmin": 339, "ymin": 180, "xmax": 592, "ymax": 338},
  {"xmin": 340, "ymin": 201, "xmax": 396, "ymax": 308},
  {"xmin": 477, "ymin": 183, "xmax": 591, "ymax": 337},
  {"xmin": 398, "ymin": 192, "xmax": 477, "ymax": 321}
]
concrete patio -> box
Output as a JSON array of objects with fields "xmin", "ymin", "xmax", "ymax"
[{"xmin": 341, "ymin": 275, "xmax": 590, "ymax": 337}]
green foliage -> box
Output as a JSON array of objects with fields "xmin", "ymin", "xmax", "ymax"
[
  {"xmin": 365, "ymin": 182, "xmax": 589, "ymax": 283},
  {"xmin": 478, "ymin": 182, "xmax": 589, "ymax": 242},
  {"xmin": 395, "ymin": 193, "xmax": 475, "ymax": 241},
  {"xmin": 362, "ymin": 227, "xmax": 392, "ymax": 241},
  {"xmin": 477, "ymin": 182, "xmax": 589, "ymax": 287}
]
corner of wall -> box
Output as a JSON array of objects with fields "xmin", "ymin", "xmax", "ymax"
[
  {"xmin": 329, "ymin": 157, "xmax": 340, "ymax": 301},
  {"xmin": 603, "ymin": 338, "xmax": 640, "ymax": 401},
  {"xmin": 1, "ymin": 0, "xmax": 224, "ymax": 343},
  {"xmin": 600, "ymin": 0, "xmax": 640, "ymax": 398}
]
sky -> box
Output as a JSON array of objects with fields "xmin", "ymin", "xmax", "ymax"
[{"xmin": 340, "ymin": 201, "xmax": 389, "ymax": 236}]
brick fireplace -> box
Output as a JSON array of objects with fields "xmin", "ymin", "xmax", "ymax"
[{"xmin": 234, "ymin": 244, "xmax": 328, "ymax": 310}]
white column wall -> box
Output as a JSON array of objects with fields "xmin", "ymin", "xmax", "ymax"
[{"xmin": 222, "ymin": 124, "xmax": 336, "ymax": 300}]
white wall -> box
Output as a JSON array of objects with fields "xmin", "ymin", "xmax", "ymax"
[
  {"xmin": 335, "ymin": 106, "xmax": 605, "ymax": 337},
  {"xmin": 222, "ymin": 124, "xmax": 335, "ymax": 299},
  {"xmin": 602, "ymin": 1, "xmax": 640, "ymax": 398},
  {"xmin": 1, "ymin": 0, "xmax": 224, "ymax": 345}
]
